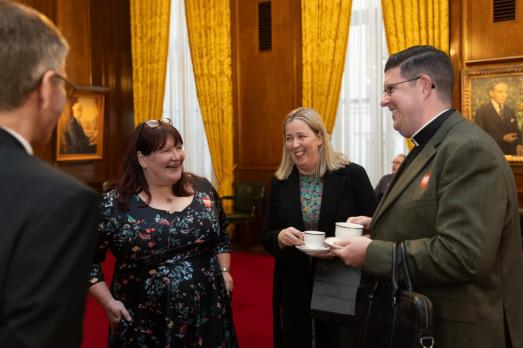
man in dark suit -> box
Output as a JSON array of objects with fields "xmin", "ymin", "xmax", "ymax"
[
  {"xmin": 333, "ymin": 46, "xmax": 523, "ymax": 348},
  {"xmin": 374, "ymin": 153, "xmax": 405, "ymax": 202},
  {"xmin": 0, "ymin": 1, "xmax": 98, "ymax": 347},
  {"xmin": 63, "ymin": 101, "xmax": 96, "ymax": 154},
  {"xmin": 475, "ymin": 81, "xmax": 523, "ymax": 155}
]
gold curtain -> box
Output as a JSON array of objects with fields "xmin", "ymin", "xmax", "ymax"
[
  {"xmin": 302, "ymin": 0, "xmax": 353, "ymax": 133},
  {"xmin": 130, "ymin": 0, "xmax": 171, "ymax": 126},
  {"xmin": 184, "ymin": 0, "xmax": 234, "ymax": 199},
  {"xmin": 381, "ymin": 0, "xmax": 449, "ymax": 54},
  {"xmin": 381, "ymin": 0, "xmax": 449, "ymax": 150}
]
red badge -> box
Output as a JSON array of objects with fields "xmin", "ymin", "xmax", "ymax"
[
  {"xmin": 420, "ymin": 172, "xmax": 431, "ymax": 189},
  {"xmin": 202, "ymin": 196, "xmax": 211, "ymax": 208}
]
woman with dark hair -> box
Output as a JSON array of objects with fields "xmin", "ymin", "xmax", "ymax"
[{"xmin": 88, "ymin": 119, "xmax": 238, "ymax": 347}]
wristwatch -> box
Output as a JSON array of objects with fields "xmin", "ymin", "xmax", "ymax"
[{"xmin": 221, "ymin": 267, "xmax": 229, "ymax": 273}]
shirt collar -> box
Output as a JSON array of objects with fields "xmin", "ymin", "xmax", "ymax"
[
  {"xmin": 411, "ymin": 108, "xmax": 451, "ymax": 147},
  {"xmin": 1, "ymin": 126, "xmax": 33, "ymax": 155},
  {"xmin": 490, "ymin": 100, "xmax": 503, "ymax": 114}
]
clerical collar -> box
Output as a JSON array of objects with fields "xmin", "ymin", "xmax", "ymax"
[{"xmin": 411, "ymin": 108, "xmax": 453, "ymax": 147}]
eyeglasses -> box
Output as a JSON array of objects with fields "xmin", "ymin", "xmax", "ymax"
[
  {"xmin": 383, "ymin": 76, "xmax": 421, "ymax": 96},
  {"xmin": 143, "ymin": 118, "xmax": 172, "ymax": 128},
  {"xmin": 54, "ymin": 73, "xmax": 77, "ymax": 99},
  {"xmin": 137, "ymin": 118, "xmax": 173, "ymax": 139}
]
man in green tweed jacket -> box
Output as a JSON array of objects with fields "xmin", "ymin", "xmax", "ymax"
[{"xmin": 333, "ymin": 45, "xmax": 523, "ymax": 348}]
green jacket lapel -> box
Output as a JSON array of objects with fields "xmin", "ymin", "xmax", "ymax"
[{"xmin": 372, "ymin": 112, "xmax": 464, "ymax": 227}]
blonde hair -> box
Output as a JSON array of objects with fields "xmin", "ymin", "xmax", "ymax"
[{"xmin": 275, "ymin": 107, "xmax": 348, "ymax": 180}]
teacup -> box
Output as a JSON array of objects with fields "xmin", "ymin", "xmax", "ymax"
[
  {"xmin": 335, "ymin": 222, "xmax": 363, "ymax": 241},
  {"xmin": 303, "ymin": 231, "xmax": 326, "ymax": 248}
]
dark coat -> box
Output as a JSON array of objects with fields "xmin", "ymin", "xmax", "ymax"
[
  {"xmin": 261, "ymin": 163, "xmax": 376, "ymax": 348},
  {"xmin": 475, "ymin": 101, "xmax": 522, "ymax": 155},
  {"xmin": 0, "ymin": 128, "xmax": 98, "ymax": 348}
]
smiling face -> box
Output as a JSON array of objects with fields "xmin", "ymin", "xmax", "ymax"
[
  {"xmin": 138, "ymin": 136, "xmax": 185, "ymax": 187},
  {"xmin": 284, "ymin": 119, "xmax": 323, "ymax": 174},
  {"xmin": 381, "ymin": 67, "xmax": 423, "ymax": 138}
]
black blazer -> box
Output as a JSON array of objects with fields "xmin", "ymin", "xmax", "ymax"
[
  {"xmin": 0, "ymin": 129, "xmax": 98, "ymax": 348},
  {"xmin": 261, "ymin": 163, "xmax": 376, "ymax": 348}
]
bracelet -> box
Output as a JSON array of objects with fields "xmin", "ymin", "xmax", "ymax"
[{"xmin": 221, "ymin": 267, "xmax": 229, "ymax": 273}]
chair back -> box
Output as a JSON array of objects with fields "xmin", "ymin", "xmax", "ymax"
[{"xmin": 233, "ymin": 181, "xmax": 265, "ymax": 214}]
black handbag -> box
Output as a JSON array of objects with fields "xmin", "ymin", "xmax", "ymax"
[{"xmin": 360, "ymin": 242, "xmax": 435, "ymax": 348}]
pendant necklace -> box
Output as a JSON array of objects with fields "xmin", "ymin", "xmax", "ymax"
[{"xmin": 166, "ymin": 197, "xmax": 175, "ymax": 214}]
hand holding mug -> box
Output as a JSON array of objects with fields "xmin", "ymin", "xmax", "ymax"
[
  {"xmin": 277, "ymin": 226, "xmax": 304, "ymax": 248},
  {"xmin": 331, "ymin": 235, "xmax": 372, "ymax": 267},
  {"xmin": 347, "ymin": 216, "xmax": 372, "ymax": 230}
]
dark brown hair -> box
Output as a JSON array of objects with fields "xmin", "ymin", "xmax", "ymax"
[
  {"xmin": 385, "ymin": 45, "xmax": 454, "ymax": 104},
  {"xmin": 116, "ymin": 120, "xmax": 199, "ymax": 210}
]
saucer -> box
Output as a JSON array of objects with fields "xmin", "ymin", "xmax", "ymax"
[
  {"xmin": 324, "ymin": 237, "xmax": 344, "ymax": 248},
  {"xmin": 295, "ymin": 244, "xmax": 330, "ymax": 253}
]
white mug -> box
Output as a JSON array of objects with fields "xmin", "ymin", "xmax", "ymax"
[
  {"xmin": 303, "ymin": 231, "xmax": 326, "ymax": 248},
  {"xmin": 335, "ymin": 222, "xmax": 363, "ymax": 241}
]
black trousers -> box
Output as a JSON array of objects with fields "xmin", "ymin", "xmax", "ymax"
[{"xmin": 314, "ymin": 321, "xmax": 356, "ymax": 348}]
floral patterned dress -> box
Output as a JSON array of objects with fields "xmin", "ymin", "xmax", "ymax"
[{"xmin": 89, "ymin": 178, "xmax": 238, "ymax": 347}]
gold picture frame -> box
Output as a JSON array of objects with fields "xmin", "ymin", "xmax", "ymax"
[
  {"xmin": 462, "ymin": 63, "xmax": 523, "ymax": 160},
  {"xmin": 56, "ymin": 86, "xmax": 106, "ymax": 161}
]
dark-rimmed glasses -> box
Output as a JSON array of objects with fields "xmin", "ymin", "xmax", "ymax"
[
  {"xmin": 383, "ymin": 76, "xmax": 421, "ymax": 96},
  {"xmin": 54, "ymin": 73, "xmax": 77, "ymax": 99}
]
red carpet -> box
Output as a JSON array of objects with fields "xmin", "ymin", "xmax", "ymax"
[{"xmin": 81, "ymin": 251, "xmax": 274, "ymax": 348}]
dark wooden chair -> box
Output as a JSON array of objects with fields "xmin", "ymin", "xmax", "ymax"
[{"xmin": 221, "ymin": 181, "xmax": 265, "ymax": 245}]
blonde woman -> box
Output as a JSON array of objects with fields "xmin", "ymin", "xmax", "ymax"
[{"xmin": 261, "ymin": 107, "xmax": 376, "ymax": 348}]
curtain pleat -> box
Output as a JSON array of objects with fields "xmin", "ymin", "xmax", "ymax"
[
  {"xmin": 130, "ymin": 0, "xmax": 171, "ymax": 125},
  {"xmin": 381, "ymin": 0, "xmax": 449, "ymax": 54},
  {"xmin": 302, "ymin": 0, "xmax": 353, "ymax": 133},
  {"xmin": 184, "ymin": 0, "xmax": 234, "ymax": 199},
  {"xmin": 381, "ymin": 0, "xmax": 449, "ymax": 150}
]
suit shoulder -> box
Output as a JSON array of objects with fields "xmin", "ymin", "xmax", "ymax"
[
  {"xmin": 8, "ymin": 155, "xmax": 95, "ymax": 199},
  {"xmin": 444, "ymin": 119, "xmax": 506, "ymax": 159}
]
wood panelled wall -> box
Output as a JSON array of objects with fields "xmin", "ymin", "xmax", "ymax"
[
  {"xmin": 451, "ymin": 0, "xmax": 523, "ymax": 204},
  {"xmin": 17, "ymin": 0, "xmax": 134, "ymax": 192},
  {"xmin": 20, "ymin": 0, "xmax": 523, "ymax": 201},
  {"xmin": 231, "ymin": 0, "xmax": 302, "ymax": 185},
  {"xmin": 450, "ymin": 0, "xmax": 523, "ymax": 108}
]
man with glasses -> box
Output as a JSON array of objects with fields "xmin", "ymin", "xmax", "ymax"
[
  {"xmin": 332, "ymin": 46, "xmax": 523, "ymax": 348},
  {"xmin": 0, "ymin": 1, "xmax": 97, "ymax": 347}
]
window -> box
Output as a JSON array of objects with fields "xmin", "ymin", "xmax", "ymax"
[
  {"xmin": 163, "ymin": 0, "xmax": 213, "ymax": 181},
  {"xmin": 331, "ymin": 0, "xmax": 406, "ymax": 186}
]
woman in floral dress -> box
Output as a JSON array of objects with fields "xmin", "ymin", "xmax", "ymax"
[{"xmin": 89, "ymin": 119, "xmax": 238, "ymax": 347}]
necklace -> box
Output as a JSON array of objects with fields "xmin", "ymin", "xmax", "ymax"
[{"xmin": 165, "ymin": 197, "xmax": 175, "ymax": 214}]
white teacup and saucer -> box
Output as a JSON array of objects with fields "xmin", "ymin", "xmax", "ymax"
[
  {"xmin": 324, "ymin": 222, "xmax": 364, "ymax": 248},
  {"xmin": 296, "ymin": 230, "xmax": 329, "ymax": 254}
]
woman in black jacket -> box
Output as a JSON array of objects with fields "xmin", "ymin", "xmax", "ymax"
[{"xmin": 261, "ymin": 107, "xmax": 376, "ymax": 348}]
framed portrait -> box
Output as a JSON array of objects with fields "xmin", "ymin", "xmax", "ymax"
[
  {"xmin": 56, "ymin": 86, "xmax": 107, "ymax": 161},
  {"xmin": 462, "ymin": 63, "xmax": 523, "ymax": 160}
]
